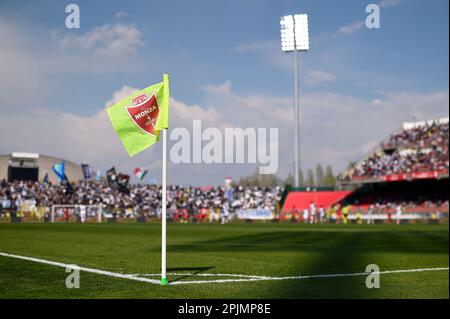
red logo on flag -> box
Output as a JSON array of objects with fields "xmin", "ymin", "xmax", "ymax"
[{"xmin": 125, "ymin": 93, "xmax": 159, "ymax": 136}]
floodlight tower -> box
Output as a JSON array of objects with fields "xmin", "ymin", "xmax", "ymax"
[{"xmin": 280, "ymin": 14, "xmax": 309, "ymax": 187}]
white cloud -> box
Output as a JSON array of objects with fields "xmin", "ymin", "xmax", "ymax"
[
  {"xmin": 58, "ymin": 23, "xmax": 144, "ymax": 60},
  {"xmin": 0, "ymin": 85, "xmax": 228, "ymax": 181},
  {"xmin": 199, "ymin": 82, "xmax": 449, "ymax": 180},
  {"xmin": 336, "ymin": 0, "xmax": 402, "ymax": 36},
  {"xmin": 103, "ymin": 86, "xmax": 223, "ymax": 125},
  {"xmin": 0, "ymin": 17, "xmax": 147, "ymax": 108},
  {"xmin": 115, "ymin": 11, "xmax": 128, "ymax": 18},
  {"xmin": 171, "ymin": 97, "xmax": 223, "ymax": 125},
  {"xmin": 201, "ymin": 81, "xmax": 293, "ymax": 124},
  {"xmin": 234, "ymin": 40, "xmax": 292, "ymax": 74},
  {"xmin": 0, "ymin": 107, "xmax": 123, "ymax": 167},
  {"xmin": 305, "ymin": 70, "xmax": 336, "ymax": 86},
  {"xmin": 338, "ymin": 21, "xmax": 365, "ymax": 35},
  {"xmin": 105, "ymin": 85, "xmax": 140, "ymax": 108},
  {"xmin": 379, "ymin": 0, "xmax": 402, "ymax": 8},
  {"xmin": 235, "ymin": 40, "xmax": 279, "ymax": 53},
  {"xmin": 202, "ymin": 81, "xmax": 233, "ymax": 95},
  {"xmin": 234, "ymin": 42, "xmax": 335, "ymax": 89}
]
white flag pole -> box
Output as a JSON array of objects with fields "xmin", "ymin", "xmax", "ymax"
[{"xmin": 161, "ymin": 128, "xmax": 168, "ymax": 285}]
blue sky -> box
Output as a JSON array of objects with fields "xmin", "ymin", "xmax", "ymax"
[{"xmin": 0, "ymin": 0, "xmax": 448, "ymax": 185}]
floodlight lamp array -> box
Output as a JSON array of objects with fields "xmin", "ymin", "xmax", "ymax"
[{"xmin": 280, "ymin": 14, "xmax": 309, "ymax": 52}]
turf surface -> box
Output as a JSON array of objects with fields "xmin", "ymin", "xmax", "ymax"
[{"xmin": 0, "ymin": 223, "xmax": 448, "ymax": 299}]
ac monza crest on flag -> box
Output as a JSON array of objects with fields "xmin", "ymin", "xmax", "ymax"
[{"xmin": 125, "ymin": 92, "xmax": 159, "ymax": 136}]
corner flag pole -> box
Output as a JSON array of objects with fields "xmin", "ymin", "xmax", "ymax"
[{"xmin": 161, "ymin": 128, "xmax": 168, "ymax": 286}]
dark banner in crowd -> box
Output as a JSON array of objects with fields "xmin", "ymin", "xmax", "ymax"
[{"xmin": 81, "ymin": 164, "xmax": 92, "ymax": 180}]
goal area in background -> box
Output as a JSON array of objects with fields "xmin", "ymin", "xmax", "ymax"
[{"xmin": 51, "ymin": 205, "xmax": 102, "ymax": 223}]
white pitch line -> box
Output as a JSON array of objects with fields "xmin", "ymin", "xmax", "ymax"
[
  {"xmin": 131, "ymin": 273, "xmax": 271, "ymax": 279},
  {"xmin": 0, "ymin": 252, "xmax": 160, "ymax": 285},
  {"xmin": 168, "ymin": 267, "xmax": 450, "ymax": 285},
  {"xmin": 1, "ymin": 251, "xmax": 448, "ymax": 286}
]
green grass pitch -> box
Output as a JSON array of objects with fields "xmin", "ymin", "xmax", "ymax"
[{"xmin": 0, "ymin": 223, "xmax": 448, "ymax": 299}]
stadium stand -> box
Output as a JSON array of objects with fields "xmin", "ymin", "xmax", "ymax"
[
  {"xmin": 339, "ymin": 118, "xmax": 448, "ymax": 182},
  {"xmin": 335, "ymin": 117, "xmax": 449, "ymax": 221},
  {"xmin": 338, "ymin": 178, "xmax": 448, "ymax": 216}
]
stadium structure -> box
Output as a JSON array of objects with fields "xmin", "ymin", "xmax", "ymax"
[
  {"xmin": 281, "ymin": 117, "xmax": 449, "ymax": 222},
  {"xmin": 0, "ymin": 152, "xmax": 84, "ymax": 184}
]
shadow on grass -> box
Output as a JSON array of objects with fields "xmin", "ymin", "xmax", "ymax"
[
  {"xmin": 167, "ymin": 266, "xmax": 215, "ymax": 283},
  {"xmin": 165, "ymin": 228, "xmax": 448, "ymax": 298},
  {"xmin": 165, "ymin": 230, "xmax": 448, "ymax": 254},
  {"xmin": 269, "ymin": 231, "xmax": 372, "ymax": 298}
]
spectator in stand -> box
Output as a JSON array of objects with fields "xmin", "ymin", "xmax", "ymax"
[{"xmin": 340, "ymin": 121, "xmax": 449, "ymax": 180}]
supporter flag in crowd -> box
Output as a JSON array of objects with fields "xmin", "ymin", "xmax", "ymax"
[
  {"xmin": 106, "ymin": 167, "xmax": 117, "ymax": 186},
  {"xmin": 43, "ymin": 173, "xmax": 49, "ymax": 184},
  {"xmin": 133, "ymin": 168, "xmax": 148, "ymax": 181},
  {"xmin": 96, "ymin": 170, "xmax": 102, "ymax": 181},
  {"xmin": 81, "ymin": 164, "xmax": 92, "ymax": 180},
  {"xmin": 224, "ymin": 177, "xmax": 234, "ymax": 202},
  {"xmin": 226, "ymin": 188, "xmax": 234, "ymax": 202},
  {"xmin": 117, "ymin": 173, "xmax": 130, "ymax": 194},
  {"xmin": 62, "ymin": 175, "xmax": 73, "ymax": 194},
  {"xmin": 107, "ymin": 74, "xmax": 170, "ymax": 156},
  {"xmin": 52, "ymin": 162, "xmax": 66, "ymax": 182},
  {"xmin": 117, "ymin": 173, "xmax": 130, "ymax": 186}
]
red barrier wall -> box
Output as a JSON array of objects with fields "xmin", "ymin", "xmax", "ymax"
[{"xmin": 282, "ymin": 191, "xmax": 352, "ymax": 212}]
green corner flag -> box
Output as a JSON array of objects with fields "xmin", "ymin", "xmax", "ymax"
[
  {"xmin": 107, "ymin": 73, "xmax": 171, "ymax": 286},
  {"xmin": 107, "ymin": 74, "xmax": 170, "ymax": 156}
]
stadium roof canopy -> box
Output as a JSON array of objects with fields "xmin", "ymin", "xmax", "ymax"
[
  {"xmin": 0, "ymin": 153, "xmax": 84, "ymax": 183},
  {"xmin": 402, "ymin": 117, "xmax": 449, "ymax": 130}
]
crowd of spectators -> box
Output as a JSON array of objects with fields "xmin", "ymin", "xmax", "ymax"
[
  {"xmin": 346, "ymin": 190, "xmax": 448, "ymax": 213},
  {"xmin": 341, "ymin": 121, "xmax": 449, "ymax": 180},
  {"xmin": 383, "ymin": 121, "xmax": 449, "ymax": 149},
  {"xmin": 0, "ymin": 179, "xmax": 283, "ymax": 220}
]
